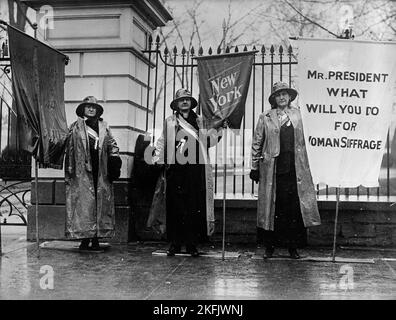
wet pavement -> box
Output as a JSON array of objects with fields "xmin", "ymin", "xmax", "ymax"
[{"xmin": 0, "ymin": 227, "xmax": 396, "ymax": 300}]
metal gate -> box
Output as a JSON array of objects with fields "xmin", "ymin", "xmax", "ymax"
[{"xmin": 143, "ymin": 35, "xmax": 393, "ymax": 200}]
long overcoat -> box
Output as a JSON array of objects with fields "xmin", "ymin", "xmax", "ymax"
[
  {"xmin": 251, "ymin": 106, "xmax": 321, "ymax": 230},
  {"xmin": 64, "ymin": 117, "xmax": 120, "ymax": 239},
  {"xmin": 147, "ymin": 114, "xmax": 220, "ymax": 236}
]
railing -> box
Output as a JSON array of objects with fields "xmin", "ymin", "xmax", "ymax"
[
  {"xmin": 0, "ymin": 180, "xmax": 30, "ymax": 226},
  {"xmin": 143, "ymin": 36, "xmax": 395, "ymax": 200}
]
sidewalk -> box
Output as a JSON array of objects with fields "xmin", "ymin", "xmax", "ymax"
[{"xmin": 0, "ymin": 226, "xmax": 395, "ymax": 300}]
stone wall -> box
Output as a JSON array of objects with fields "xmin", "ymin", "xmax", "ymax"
[
  {"xmin": 211, "ymin": 199, "xmax": 396, "ymax": 247},
  {"xmin": 27, "ymin": 179, "xmax": 131, "ymax": 243},
  {"xmin": 27, "ymin": 180, "xmax": 396, "ymax": 247}
]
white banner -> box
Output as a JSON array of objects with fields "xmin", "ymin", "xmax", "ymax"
[{"xmin": 295, "ymin": 38, "xmax": 396, "ymax": 188}]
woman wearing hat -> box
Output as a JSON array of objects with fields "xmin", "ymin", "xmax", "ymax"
[
  {"xmin": 65, "ymin": 96, "xmax": 122, "ymax": 251},
  {"xmin": 250, "ymin": 82, "xmax": 321, "ymax": 259},
  {"xmin": 148, "ymin": 88, "xmax": 221, "ymax": 257}
]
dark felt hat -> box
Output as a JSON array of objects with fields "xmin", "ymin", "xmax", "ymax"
[
  {"xmin": 76, "ymin": 96, "xmax": 104, "ymax": 118},
  {"xmin": 268, "ymin": 82, "xmax": 298, "ymax": 106},
  {"xmin": 170, "ymin": 88, "xmax": 198, "ymax": 110}
]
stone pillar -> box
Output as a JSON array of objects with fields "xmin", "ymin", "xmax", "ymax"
[{"xmin": 24, "ymin": 0, "xmax": 172, "ymax": 242}]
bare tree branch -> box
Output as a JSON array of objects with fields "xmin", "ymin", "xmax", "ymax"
[{"xmin": 282, "ymin": 0, "xmax": 340, "ymax": 38}]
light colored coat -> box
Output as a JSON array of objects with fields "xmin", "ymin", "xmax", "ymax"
[
  {"xmin": 64, "ymin": 117, "xmax": 119, "ymax": 239},
  {"xmin": 147, "ymin": 114, "xmax": 221, "ymax": 236},
  {"xmin": 251, "ymin": 106, "xmax": 321, "ymax": 230}
]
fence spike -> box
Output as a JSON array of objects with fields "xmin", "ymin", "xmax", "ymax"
[
  {"xmin": 288, "ymin": 45, "xmax": 293, "ymax": 54},
  {"xmin": 270, "ymin": 45, "xmax": 275, "ymax": 54},
  {"xmin": 261, "ymin": 45, "xmax": 265, "ymax": 54},
  {"xmin": 234, "ymin": 46, "xmax": 239, "ymax": 53},
  {"xmin": 164, "ymin": 47, "xmax": 169, "ymax": 55},
  {"xmin": 217, "ymin": 46, "xmax": 222, "ymax": 54},
  {"xmin": 148, "ymin": 34, "xmax": 153, "ymax": 44},
  {"xmin": 279, "ymin": 45, "xmax": 284, "ymax": 54},
  {"xmin": 182, "ymin": 46, "xmax": 186, "ymax": 55},
  {"xmin": 225, "ymin": 46, "xmax": 230, "ymax": 53},
  {"xmin": 190, "ymin": 46, "xmax": 195, "ymax": 55},
  {"xmin": 243, "ymin": 45, "xmax": 248, "ymax": 52},
  {"xmin": 173, "ymin": 46, "xmax": 177, "ymax": 55},
  {"xmin": 252, "ymin": 45, "xmax": 256, "ymax": 51},
  {"xmin": 208, "ymin": 47, "xmax": 213, "ymax": 55},
  {"xmin": 155, "ymin": 35, "xmax": 160, "ymax": 44},
  {"xmin": 198, "ymin": 46, "xmax": 203, "ymax": 56}
]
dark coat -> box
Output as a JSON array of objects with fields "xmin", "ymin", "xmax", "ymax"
[{"xmin": 147, "ymin": 113, "xmax": 221, "ymax": 237}]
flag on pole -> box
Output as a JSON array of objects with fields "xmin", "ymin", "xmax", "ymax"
[
  {"xmin": 196, "ymin": 51, "xmax": 255, "ymax": 130},
  {"xmin": 8, "ymin": 24, "xmax": 68, "ymax": 168}
]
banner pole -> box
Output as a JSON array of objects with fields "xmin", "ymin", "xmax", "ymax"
[
  {"xmin": 35, "ymin": 159, "xmax": 40, "ymax": 258},
  {"xmin": 222, "ymin": 126, "xmax": 227, "ymax": 261},
  {"xmin": 332, "ymin": 187, "xmax": 340, "ymax": 262}
]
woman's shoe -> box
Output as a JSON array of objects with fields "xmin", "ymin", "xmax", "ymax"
[
  {"xmin": 187, "ymin": 245, "xmax": 199, "ymax": 257},
  {"xmin": 79, "ymin": 239, "xmax": 90, "ymax": 250},
  {"xmin": 90, "ymin": 237, "xmax": 101, "ymax": 251},
  {"xmin": 190, "ymin": 250, "xmax": 199, "ymax": 257},
  {"xmin": 288, "ymin": 248, "xmax": 301, "ymax": 259},
  {"xmin": 263, "ymin": 246, "xmax": 274, "ymax": 259},
  {"xmin": 167, "ymin": 244, "xmax": 181, "ymax": 256}
]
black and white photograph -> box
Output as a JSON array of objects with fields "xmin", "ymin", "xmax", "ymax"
[{"xmin": 0, "ymin": 0, "xmax": 395, "ymax": 309}]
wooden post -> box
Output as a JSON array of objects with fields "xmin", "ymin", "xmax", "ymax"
[
  {"xmin": 222, "ymin": 126, "xmax": 227, "ymax": 261},
  {"xmin": 35, "ymin": 159, "xmax": 40, "ymax": 258}
]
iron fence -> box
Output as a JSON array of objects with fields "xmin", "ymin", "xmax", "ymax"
[{"xmin": 143, "ymin": 35, "xmax": 395, "ymax": 200}]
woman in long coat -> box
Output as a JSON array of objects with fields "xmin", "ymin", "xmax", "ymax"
[
  {"xmin": 147, "ymin": 88, "xmax": 221, "ymax": 257},
  {"xmin": 250, "ymin": 82, "xmax": 321, "ymax": 259},
  {"xmin": 65, "ymin": 96, "xmax": 121, "ymax": 251}
]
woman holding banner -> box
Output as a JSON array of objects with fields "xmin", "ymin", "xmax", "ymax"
[
  {"xmin": 147, "ymin": 88, "xmax": 222, "ymax": 257},
  {"xmin": 250, "ymin": 82, "xmax": 321, "ymax": 259},
  {"xmin": 64, "ymin": 96, "xmax": 122, "ymax": 251}
]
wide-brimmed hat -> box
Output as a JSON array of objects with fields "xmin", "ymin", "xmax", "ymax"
[
  {"xmin": 268, "ymin": 82, "xmax": 298, "ymax": 106},
  {"xmin": 76, "ymin": 96, "xmax": 104, "ymax": 117},
  {"xmin": 170, "ymin": 88, "xmax": 198, "ymax": 110}
]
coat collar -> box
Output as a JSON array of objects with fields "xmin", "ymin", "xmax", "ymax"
[
  {"xmin": 168, "ymin": 113, "xmax": 203, "ymax": 130},
  {"xmin": 284, "ymin": 107, "xmax": 299, "ymax": 127},
  {"xmin": 76, "ymin": 117, "xmax": 107, "ymax": 153},
  {"xmin": 98, "ymin": 120, "xmax": 108, "ymax": 150},
  {"xmin": 266, "ymin": 108, "xmax": 280, "ymax": 128},
  {"xmin": 76, "ymin": 117, "xmax": 88, "ymax": 154},
  {"xmin": 266, "ymin": 107, "xmax": 300, "ymax": 128}
]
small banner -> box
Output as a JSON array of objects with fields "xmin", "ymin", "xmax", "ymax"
[
  {"xmin": 295, "ymin": 38, "xmax": 396, "ymax": 187},
  {"xmin": 196, "ymin": 51, "xmax": 255, "ymax": 130},
  {"xmin": 8, "ymin": 25, "xmax": 68, "ymax": 168}
]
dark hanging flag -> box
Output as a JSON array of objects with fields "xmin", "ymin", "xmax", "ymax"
[
  {"xmin": 8, "ymin": 24, "xmax": 68, "ymax": 169},
  {"xmin": 196, "ymin": 51, "xmax": 255, "ymax": 130}
]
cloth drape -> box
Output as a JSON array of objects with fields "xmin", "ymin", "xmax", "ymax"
[{"xmin": 8, "ymin": 25, "xmax": 68, "ymax": 168}]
